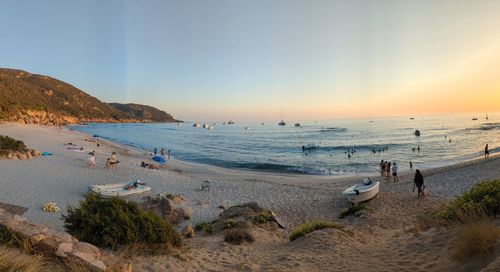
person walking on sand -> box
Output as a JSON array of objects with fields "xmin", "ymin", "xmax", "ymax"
[
  {"xmin": 409, "ymin": 161, "xmax": 413, "ymax": 169},
  {"xmin": 168, "ymin": 149, "xmax": 171, "ymax": 160},
  {"xmin": 413, "ymin": 169, "xmax": 425, "ymax": 198},
  {"xmin": 392, "ymin": 162, "xmax": 399, "ymax": 182},
  {"xmin": 485, "ymin": 144, "xmax": 489, "ymax": 159}
]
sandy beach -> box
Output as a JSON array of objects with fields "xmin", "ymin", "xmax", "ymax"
[{"xmin": 1, "ymin": 123, "xmax": 500, "ymax": 271}]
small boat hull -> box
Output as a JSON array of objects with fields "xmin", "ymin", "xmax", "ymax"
[
  {"xmin": 342, "ymin": 181, "xmax": 380, "ymax": 204},
  {"xmin": 89, "ymin": 182, "xmax": 151, "ymax": 197}
]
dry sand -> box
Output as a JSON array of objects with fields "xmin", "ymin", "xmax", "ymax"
[{"xmin": 1, "ymin": 123, "xmax": 500, "ymax": 271}]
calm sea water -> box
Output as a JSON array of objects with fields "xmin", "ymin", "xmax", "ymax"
[{"xmin": 71, "ymin": 113, "xmax": 500, "ymax": 176}]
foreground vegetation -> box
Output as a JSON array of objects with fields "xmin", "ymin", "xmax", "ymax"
[
  {"xmin": 436, "ymin": 180, "xmax": 500, "ymax": 260},
  {"xmin": 63, "ymin": 193, "xmax": 182, "ymax": 251},
  {"xmin": 290, "ymin": 220, "xmax": 348, "ymax": 241},
  {"xmin": 439, "ymin": 180, "xmax": 500, "ymax": 221}
]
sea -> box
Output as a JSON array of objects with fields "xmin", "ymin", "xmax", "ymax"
[{"xmin": 71, "ymin": 113, "xmax": 500, "ymax": 176}]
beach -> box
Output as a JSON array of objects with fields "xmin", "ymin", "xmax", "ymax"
[{"xmin": 1, "ymin": 123, "xmax": 500, "ymax": 271}]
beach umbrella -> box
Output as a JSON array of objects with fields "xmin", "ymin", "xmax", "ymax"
[{"xmin": 152, "ymin": 156, "xmax": 166, "ymax": 163}]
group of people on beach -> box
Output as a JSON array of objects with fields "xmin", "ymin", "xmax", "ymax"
[
  {"xmin": 87, "ymin": 151, "xmax": 119, "ymax": 169},
  {"xmin": 154, "ymin": 147, "xmax": 171, "ymax": 160},
  {"xmin": 379, "ymin": 160, "xmax": 399, "ymax": 182}
]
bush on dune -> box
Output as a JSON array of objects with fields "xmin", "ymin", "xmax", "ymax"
[
  {"xmin": 0, "ymin": 135, "xmax": 27, "ymax": 152},
  {"xmin": 289, "ymin": 220, "xmax": 348, "ymax": 241},
  {"xmin": 224, "ymin": 228, "xmax": 255, "ymax": 245},
  {"xmin": 339, "ymin": 205, "xmax": 369, "ymax": 219},
  {"xmin": 63, "ymin": 193, "xmax": 182, "ymax": 251},
  {"xmin": 439, "ymin": 180, "xmax": 500, "ymax": 221}
]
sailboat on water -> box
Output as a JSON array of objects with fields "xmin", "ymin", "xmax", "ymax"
[
  {"xmin": 278, "ymin": 108, "xmax": 286, "ymax": 126},
  {"xmin": 486, "ymin": 112, "xmax": 489, "ymax": 120}
]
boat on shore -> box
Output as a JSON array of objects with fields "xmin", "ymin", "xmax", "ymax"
[
  {"xmin": 342, "ymin": 178, "xmax": 379, "ymax": 204},
  {"xmin": 88, "ymin": 181, "xmax": 151, "ymax": 197}
]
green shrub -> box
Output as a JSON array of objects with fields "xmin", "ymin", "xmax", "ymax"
[
  {"xmin": 194, "ymin": 222, "xmax": 213, "ymax": 234},
  {"xmin": 63, "ymin": 193, "xmax": 181, "ymax": 250},
  {"xmin": 252, "ymin": 210, "xmax": 274, "ymax": 224},
  {"xmin": 0, "ymin": 135, "xmax": 27, "ymax": 152},
  {"xmin": 223, "ymin": 228, "xmax": 255, "ymax": 245},
  {"xmin": 289, "ymin": 220, "xmax": 347, "ymax": 241},
  {"xmin": 339, "ymin": 205, "xmax": 369, "ymax": 219},
  {"xmin": 223, "ymin": 219, "xmax": 237, "ymax": 229},
  {"xmin": 438, "ymin": 180, "xmax": 500, "ymax": 220}
]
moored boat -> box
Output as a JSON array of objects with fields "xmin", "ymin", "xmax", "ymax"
[
  {"xmin": 342, "ymin": 178, "xmax": 379, "ymax": 204},
  {"xmin": 193, "ymin": 123, "xmax": 201, "ymax": 128},
  {"xmin": 88, "ymin": 181, "xmax": 151, "ymax": 197}
]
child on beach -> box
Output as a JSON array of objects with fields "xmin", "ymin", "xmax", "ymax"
[
  {"xmin": 380, "ymin": 160, "xmax": 385, "ymax": 176},
  {"xmin": 105, "ymin": 152, "xmax": 119, "ymax": 169},
  {"xmin": 485, "ymin": 144, "xmax": 489, "ymax": 159},
  {"xmin": 87, "ymin": 151, "xmax": 96, "ymax": 168},
  {"xmin": 413, "ymin": 169, "xmax": 425, "ymax": 197}
]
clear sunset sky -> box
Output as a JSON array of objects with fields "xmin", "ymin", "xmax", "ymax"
[{"xmin": 1, "ymin": 0, "xmax": 499, "ymax": 121}]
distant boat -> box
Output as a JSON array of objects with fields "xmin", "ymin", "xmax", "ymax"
[
  {"xmin": 472, "ymin": 118, "xmax": 478, "ymax": 121},
  {"xmin": 278, "ymin": 108, "xmax": 286, "ymax": 126},
  {"xmin": 414, "ymin": 130, "xmax": 421, "ymax": 136},
  {"xmin": 261, "ymin": 122, "xmax": 264, "ymax": 125},
  {"xmin": 228, "ymin": 120, "xmax": 235, "ymax": 124},
  {"xmin": 410, "ymin": 117, "xmax": 415, "ymax": 120},
  {"xmin": 222, "ymin": 122, "xmax": 226, "ymax": 125},
  {"xmin": 294, "ymin": 123, "xmax": 301, "ymax": 127},
  {"xmin": 245, "ymin": 127, "xmax": 250, "ymax": 130},
  {"xmin": 202, "ymin": 124, "xmax": 209, "ymax": 128},
  {"xmin": 486, "ymin": 113, "xmax": 488, "ymax": 120},
  {"xmin": 193, "ymin": 123, "xmax": 201, "ymax": 128},
  {"xmin": 207, "ymin": 126, "xmax": 214, "ymax": 130}
]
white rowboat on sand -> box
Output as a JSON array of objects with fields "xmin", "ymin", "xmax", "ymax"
[
  {"xmin": 88, "ymin": 182, "xmax": 151, "ymax": 197},
  {"xmin": 342, "ymin": 178, "xmax": 379, "ymax": 204}
]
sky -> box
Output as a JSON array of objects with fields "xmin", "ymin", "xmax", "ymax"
[{"xmin": 1, "ymin": 0, "xmax": 499, "ymax": 121}]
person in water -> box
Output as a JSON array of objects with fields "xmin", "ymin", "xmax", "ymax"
[
  {"xmin": 413, "ymin": 169, "xmax": 425, "ymax": 198},
  {"xmin": 168, "ymin": 149, "xmax": 171, "ymax": 160},
  {"xmin": 485, "ymin": 144, "xmax": 489, "ymax": 159},
  {"xmin": 385, "ymin": 161, "xmax": 391, "ymax": 177}
]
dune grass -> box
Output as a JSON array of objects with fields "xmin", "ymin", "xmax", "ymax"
[
  {"xmin": 450, "ymin": 207, "xmax": 500, "ymax": 260},
  {"xmin": 0, "ymin": 246, "xmax": 53, "ymax": 272},
  {"xmin": 194, "ymin": 222, "xmax": 214, "ymax": 234},
  {"xmin": 339, "ymin": 205, "xmax": 369, "ymax": 219},
  {"xmin": 224, "ymin": 228, "xmax": 255, "ymax": 245},
  {"xmin": 289, "ymin": 220, "xmax": 348, "ymax": 241}
]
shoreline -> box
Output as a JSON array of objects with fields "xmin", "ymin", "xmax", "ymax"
[{"xmin": 69, "ymin": 123, "xmax": 498, "ymax": 179}]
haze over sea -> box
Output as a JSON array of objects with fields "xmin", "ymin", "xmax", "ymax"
[{"xmin": 72, "ymin": 113, "xmax": 500, "ymax": 176}]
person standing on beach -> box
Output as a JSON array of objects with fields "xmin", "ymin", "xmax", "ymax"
[
  {"xmin": 168, "ymin": 149, "xmax": 171, "ymax": 160},
  {"xmin": 392, "ymin": 162, "xmax": 399, "ymax": 182},
  {"xmin": 154, "ymin": 148, "xmax": 157, "ymax": 156},
  {"xmin": 160, "ymin": 147, "xmax": 166, "ymax": 157},
  {"xmin": 386, "ymin": 161, "xmax": 391, "ymax": 177},
  {"xmin": 409, "ymin": 161, "xmax": 413, "ymax": 169},
  {"xmin": 485, "ymin": 144, "xmax": 489, "ymax": 159},
  {"xmin": 413, "ymin": 169, "xmax": 425, "ymax": 198},
  {"xmin": 380, "ymin": 160, "xmax": 385, "ymax": 176}
]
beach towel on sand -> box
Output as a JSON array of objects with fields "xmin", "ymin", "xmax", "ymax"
[
  {"xmin": 41, "ymin": 152, "xmax": 53, "ymax": 156},
  {"xmin": 152, "ymin": 156, "xmax": 167, "ymax": 163}
]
